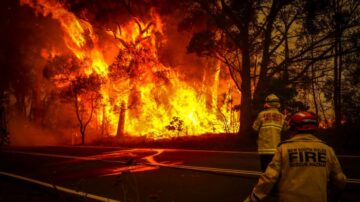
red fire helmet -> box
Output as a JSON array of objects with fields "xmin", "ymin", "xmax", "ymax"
[{"xmin": 289, "ymin": 111, "xmax": 318, "ymax": 131}]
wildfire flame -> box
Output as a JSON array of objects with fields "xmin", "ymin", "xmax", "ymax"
[{"xmin": 21, "ymin": 0, "xmax": 239, "ymax": 139}]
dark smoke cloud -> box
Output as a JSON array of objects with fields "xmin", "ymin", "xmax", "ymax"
[
  {"xmin": 0, "ymin": 0, "xmax": 67, "ymax": 94},
  {"xmin": 0, "ymin": 0, "xmax": 74, "ymax": 145},
  {"xmin": 62, "ymin": 0, "xmax": 183, "ymax": 23}
]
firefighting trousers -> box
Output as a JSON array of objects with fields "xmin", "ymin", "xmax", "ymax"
[{"xmin": 260, "ymin": 154, "xmax": 274, "ymax": 172}]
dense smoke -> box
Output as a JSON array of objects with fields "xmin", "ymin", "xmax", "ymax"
[{"xmin": 0, "ymin": 0, "xmax": 71, "ymax": 145}]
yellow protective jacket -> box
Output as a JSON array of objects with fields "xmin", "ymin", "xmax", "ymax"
[
  {"xmin": 245, "ymin": 134, "xmax": 347, "ymax": 202},
  {"xmin": 253, "ymin": 108, "xmax": 287, "ymax": 154}
]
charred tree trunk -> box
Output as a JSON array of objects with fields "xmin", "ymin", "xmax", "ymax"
[
  {"xmin": 238, "ymin": 9, "xmax": 252, "ymax": 136},
  {"xmin": 116, "ymin": 101, "xmax": 126, "ymax": 138},
  {"xmin": 333, "ymin": 0, "xmax": 342, "ymax": 128},
  {"xmin": 31, "ymin": 84, "xmax": 42, "ymax": 125},
  {"xmin": 75, "ymin": 95, "xmax": 84, "ymax": 144},
  {"xmin": 337, "ymin": 30, "xmax": 343, "ymax": 126},
  {"xmin": 74, "ymin": 94, "xmax": 92, "ymax": 145},
  {"xmin": 333, "ymin": 39, "xmax": 342, "ymax": 128},
  {"xmin": 283, "ymin": 27, "xmax": 290, "ymax": 82},
  {"xmin": 80, "ymin": 126, "xmax": 85, "ymax": 145},
  {"xmin": 101, "ymin": 104, "xmax": 106, "ymax": 136},
  {"xmin": 311, "ymin": 37, "xmax": 319, "ymax": 117},
  {"xmin": 311, "ymin": 66, "xmax": 319, "ymax": 117},
  {"xmin": 333, "ymin": 40, "xmax": 339, "ymax": 127},
  {"xmin": 253, "ymin": 0, "xmax": 281, "ymax": 112},
  {"xmin": 239, "ymin": 45, "xmax": 252, "ymax": 136},
  {"xmin": 318, "ymin": 90, "xmax": 329, "ymax": 127},
  {"xmin": 15, "ymin": 93, "xmax": 26, "ymax": 119}
]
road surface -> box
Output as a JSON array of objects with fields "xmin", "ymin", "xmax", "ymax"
[{"xmin": 0, "ymin": 146, "xmax": 359, "ymax": 202}]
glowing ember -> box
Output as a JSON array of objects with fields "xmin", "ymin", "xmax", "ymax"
[{"xmin": 20, "ymin": 0, "xmax": 239, "ymax": 139}]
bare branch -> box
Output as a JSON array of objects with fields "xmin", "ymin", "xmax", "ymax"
[{"xmin": 287, "ymin": 44, "xmax": 335, "ymax": 83}]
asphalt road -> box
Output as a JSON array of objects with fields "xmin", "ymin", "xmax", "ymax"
[{"xmin": 0, "ymin": 146, "xmax": 359, "ymax": 202}]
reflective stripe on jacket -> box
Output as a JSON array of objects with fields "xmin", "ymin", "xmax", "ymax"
[
  {"xmin": 253, "ymin": 108, "xmax": 287, "ymax": 154},
  {"xmin": 245, "ymin": 134, "xmax": 347, "ymax": 202}
]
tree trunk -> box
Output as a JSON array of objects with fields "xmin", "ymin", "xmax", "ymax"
[
  {"xmin": 15, "ymin": 93, "xmax": 26, "ymax": 118},
  {"xmin": 337, "ymin": 27, "xmax": 343, "ymax": 127},
  {"xmin": 311, "ymin": 37, "xmax": 319, "ymax": 117},
  {"xmin": 31, "ymin": 85, "xmax": 42, "ymax": 125},
  {"xmin": 318, "ymin": 90, "xmax": 329, "ymax": 127},
  {"xmin": 311, "ymin": 66, "xmax": 319, "ymax": 117},
  {"xmin": 81, "ymin": 133, "xmax": 85, "ymax": 145},
  {"xmin": 101, "ymin": 104, "xmax": 106, "ymax": 136},
  {"xmin": 239, "ymin": 29, "xmax": 252, "ymax": 136},
  {"xmin": 80, "ymin": 127, "xmax": 85, "ymax": 145},
  {"xmin": 283, "ymin": 28, "xmax": 290, "ymax": 82},
  {"xmin": 116, "ymin": 101, "xmax": 126, "ymax": 138},
  {"xmin": 253, "ymin": 0, "xmax": 280, "ymax": 111},
  {"xmin": 333, "ymin": 0, "xmax": 342, "ymax": 128},
  {"xmin": 239, "ymin": 53, "xmax": 252, "ymax": 136}
]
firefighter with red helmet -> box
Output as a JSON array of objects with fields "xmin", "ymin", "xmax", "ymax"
[
  {"xmin": 253, "ymin": 94, "xmax": 288, "ymax": 171},
  {"xmin": 244, "ymin": 111, "xmax": 347, "ymax": 202}
]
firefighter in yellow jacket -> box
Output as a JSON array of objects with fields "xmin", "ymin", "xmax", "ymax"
[
  {"xmin": 253, "ymin": 94, "xmax": 287, "ymax": 171},
  {"xmin": 244, "ymin": 111, "xmax": 347, "ymax": 202}
]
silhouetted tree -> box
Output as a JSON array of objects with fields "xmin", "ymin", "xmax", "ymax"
[
  {"xmin": 182, "ymin": 0, "xmax": 360, "ymax": 135},
  {"xmin": 64, "ymin": 74, "xmax": 102, "ymax": 144},
  {"xmin": 44, "ymin": 55, "xmax": 102, "ymax": 144},
  {"xmin": 1, "ymin": 0, "xmax": 65, "ymax": 123},
  {"xmin": 303, "ymin": 0, "xmax": 360, "ymax": 128}
]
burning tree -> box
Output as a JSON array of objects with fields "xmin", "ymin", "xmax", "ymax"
[
  {"xmin": 17, "ymin": 0, "xmax": 241, "ymax": 139},
  {"xmin": 44, "ymin": 56, "xmax": 102, "ymax": 144},
  {"xmin": 0, "ymin": 0, "xmax": 359, "ymax": 149},
  {"xmin": 67, "ymin": 75, "xmax": 102, "ymax": 144}
]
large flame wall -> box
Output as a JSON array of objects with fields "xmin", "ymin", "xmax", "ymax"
[{"xmin": 20, "ymin": 0, "xmax": 239, "ymax": 139}]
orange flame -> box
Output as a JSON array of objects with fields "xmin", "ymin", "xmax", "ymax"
[{"xmin": 21, "ymin": 0, "xmax": 239, "ymax": 139}]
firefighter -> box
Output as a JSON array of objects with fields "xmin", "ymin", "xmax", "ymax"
[
  {"xmin": 253, "ymin": 94, "xmax": 287, "ymax": 171},
  {"xmin": 244, "ymin": 111, "xmax": 347, "ymax": 202}
]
